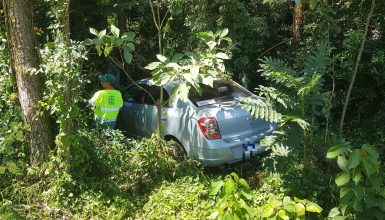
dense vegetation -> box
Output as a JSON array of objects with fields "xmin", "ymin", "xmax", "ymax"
[{"xmin": 1, "ymin": 0, "xmax": 384, "ymax": 219}]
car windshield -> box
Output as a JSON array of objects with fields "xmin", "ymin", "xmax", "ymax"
[{"xmin": 188, "ymin": 79, "xmax": 252, "ymax": 107}]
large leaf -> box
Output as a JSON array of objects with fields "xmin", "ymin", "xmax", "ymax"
[
  {"xmin": 210, "ymin": 180, "xmax": 224, "ymax": 196},
  {"xmin": 89, "ymin": 27, "xmax": 99, "ymax": 36},
  {"xmin": 110, "ymin": 25, "xmax": 120, "ymax": 37},
  {"xmin": 156, "ymin": 54, "xmax": 168, "ymax": 62},
  {"xmin": 348, "ymin": 149, "xmax": 362, "ymax": 169},
  {"xmin": 122, "ymin": 32, "xmax": 135, "ymax": 42},
  {"xmin": 337, "ymin": 156, "xmax": 349, "ymax": 172},
  {"xmin": 261, "ymin": 204, "xmax": 274, "ymax": 218},
  {"xmin": 277, "ymin": 210, "xmax": 289, "ymax": 220},
  {"xmin": 306, "ymin": 202, "xmax": 323, "ymax": 213},
  {"xmin": 295, "ymin": 203, "xmax": 305, "ymax": 216},
  {"xmin": 145, "ymin": 62, "xmax": 161, "ymax": 70},
  {"xmin": 327, "ymin": 145, "xmax": 349, "ymax": 158},
  {"xmin": 123, "ymin": 50, "xmax": 133, "ymax": 64},
  {"xmin": 335, "ymin": 172, "xmax": 350, "ymax": 186},
  {"xmin": 215, "ymin": 52, "xmax": 230, "ymax": 60},
  {"xmin": 224, "ymin": 177, "xmax": 236, "ymax": 195}
]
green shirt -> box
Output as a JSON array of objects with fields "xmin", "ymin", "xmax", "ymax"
[{"xmin": 89, "ymin": 89, "xmax": 123, "ymax": 122}]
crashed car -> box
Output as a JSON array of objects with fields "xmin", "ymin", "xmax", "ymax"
[{"xmin": 117, "ymin": 78, "xmax": 276, "ymax": 166}]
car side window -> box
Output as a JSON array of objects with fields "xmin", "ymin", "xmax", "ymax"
[
  {"xmin": 143, "ymin": 85, "xmax": 170, "ymax": 106},
  {"xmin": 123, "ymin": 84, "xmax": 147, "ymax": 104}
]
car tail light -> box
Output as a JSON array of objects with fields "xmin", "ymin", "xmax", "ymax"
[{"xmin": 198, "ymin": 117, "xmax": 221, "ymax": 139}]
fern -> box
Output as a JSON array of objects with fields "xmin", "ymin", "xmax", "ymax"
[
  {"xmin": 256, "ymin": 85, "xmax": 291, "ymax": 109},
  {"xmin": 303, "ymin": 40, "xmax": 331, "ymax": 79},
  {"xmin": 259, "ymin": 57, "xmax": 301, "ymax": 89},
  {"xmin": 238, "ymin": 97, "xmax": 281, "ymax": 123}
]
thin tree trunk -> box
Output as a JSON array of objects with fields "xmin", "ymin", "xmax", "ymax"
[
  {"xmin": 61, "ymin": 0, "xmax": 71, "ymax": 43},
  {"xmin": 292, "ymin": 0, "xmax": 304, "ymax": 44},
  {"xmin": 4, "ymin": 0, "xmax": 53, "ymax": 166},
  {"xmin": 339, "ymin": 0, "xmax": 376, "ymax": 135},
  {"xmin": 118, "ymin": 9, "xmax": 128, "ymax": 34}
]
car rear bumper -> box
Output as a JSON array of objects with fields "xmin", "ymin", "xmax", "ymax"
[{"xmin": 196, "ymin": 136, "xmax": 269, "ymax": 167}]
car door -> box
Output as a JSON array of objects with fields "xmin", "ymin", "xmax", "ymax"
[
  {"xmin": 139, "ymin": 85, "xmax": 170, "ymax": 136},
  {"xmin": 118, "ymin": 84, "xmax": 147, "ymax": 137}
]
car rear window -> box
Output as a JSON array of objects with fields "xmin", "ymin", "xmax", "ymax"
[{"xmin": 188, "ymin": 79, "xmax": 252, "ymax": 107}]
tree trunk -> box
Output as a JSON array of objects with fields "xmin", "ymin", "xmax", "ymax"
[
  {"xmin": 292, "ymin": 0, "xmax": 304, "ymax": 44},
  {"xmin": 4, "ymin": 0, "xmax": 53, "ymax": 166},
  {"xmin": 118, "ymin": 9, "xmax": 128, "ymax": 34},
  {"xmin": 61, "ymin": 0, "xmax": 71, "ymax": 43},
  {"xmin": 339, "ymin": 0, "xmax": 376, "ymax": 135}
]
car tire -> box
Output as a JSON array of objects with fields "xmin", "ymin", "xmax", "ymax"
[{"xmin": 169, "ymin": 139, "xmax": 187, "ymax": 161}]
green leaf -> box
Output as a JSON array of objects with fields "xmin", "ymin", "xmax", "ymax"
[
  {"xmin": 104, "ymin": 46, "xmax": 113, "ymax": 57},
  {"xmin": 93, "ymin": 39, "xmax": 102, "ymax": 46},
  {"xmin": 202, "ymin": 77, "xmax": 214, "ymax": 87},
  {"xmin": 348, "ymin": 149, "xmax": 362, "ymax": 169},
  {"xmin": 123, "ymin": 50, "xmax": 133, "ymax": 64},
  {"xmin": 0, "ymin": 166, "xmax": 5, "ymax": 174},
  {"xmin": 327, "ymin": 145, "xmax": 349, "ymax": 158},
  {"xmin": 145, "ymin": 62, "xmax": 161, "ymax": 70},
  {"xmin": 154, "ymin": 73, "xmax": 171, "ymax": 85},
  {"xmin": 305, "ymin": 202, "xmax": 323, "ymax": 213},
  {"xmin": 110, "ymin": 25, "xmax": 120, "ymax": 37},
  {"xmin": 219, "ymin": 28, "xmax": 229, "ymax": 38},
  {"xmin": 95, "ymin": 46, "xmax": 102, "ymax": 56},
  {"xmin": 261, "ymin": 204, "xmax": 274, "ymax": 218},
  {"xmin": 82, "ymin": 38, "xmax": 93, "ymax": 45},
  {"xmin": 335, "ymin": 172, "xmax": 350, "ymax": 186},
  {"xmin": 196, "ymin": 31, "xmax": 213, "ymax": 40},
  {"xmin": 89, "ymin": 27, "xmax": 99, "ymax": 36},
  {"xmin": 240, "ymin": 189, "xmax": 253, "ymax": 200},
  {"xmin": 98, "ymin": 29, "xmax": 106, "ymax": 38},
  {"xmin": 328, "ymin": 207, "xmax": 340, "ymax": 218},
  {"xmin": 224, "ymin": 177, "xmax": 236, "ymax": 195},
  {"xmin": 238, "ymin": 178, "xmax": 250, "ymax": 189},
  {"xmin": 122, "ymin": 32, "xmax": 135, "ymax": 42},
  {"xmin": 278, "ymin": 209, "xmax": 289, "ymax": 220},
  {"xmin": 156, "ymin": 54, "xmax": 168, "ymax": 62},
  {"xmin": 230, "ymin": 172, "xmax": 239, "ymax": 182},
  {"xmin": 295, "ymin": 203, "xmax": 305, "ymax": 216},
  {"xmin": 216, "ymin": 52, "xmax": 230, "ymax": 60},
  {"xmin": 353, "ymin": 169, "xmax": 362, "ymax": 184},
  {"xmin": 124, "ymin": 43, "xmax": 135, "ymax": 52},
  {"xmin": 337, "ymin": 156, "xmax": 349, "ymax": 172},
  {"xmin": 210, "ymin": 180, "xmax": 224, "ymax": 196}
]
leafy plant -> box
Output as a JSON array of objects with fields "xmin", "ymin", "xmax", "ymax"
[
  {"xmin": 145, "ymin": 28, "xmax": 232, "ymax": 102},
  {"xmin": 258, "ymin": 194, "xmax": 323, "ymax": 220},
  {"xmin": 240, "ymin": 41, "xmax": 332, "ymax": 163},
  {"xmin": 208, "ymin": 172, "xmax": 254, "ymax": 219},
  {"xmin": 327, "ymin": 144, "xmax": 385, "ymax": 219}
]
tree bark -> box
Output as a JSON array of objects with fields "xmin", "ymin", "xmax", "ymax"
[
  {"xmin": 118, "ymin": 9, "xmax": 128, "ymax": 34},
  {"xmin": 4, "ymin": 0, "xmax": 53, "ymax": 166},
  {"xmin": 61, "ymin": 0, "xmax": 71, "ymax": 43},
  {"xmin": 339, "ymin": 0, "xmax": 376, "ymax": 135},
  {"xmin": 292, "ymin": 0, "xmax": 304, "ymax": 44}
]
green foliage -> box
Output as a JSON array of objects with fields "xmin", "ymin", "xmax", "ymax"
[
  {"xmin": 145, "ymin": 29, "xmax": 232, "ymax": 102},
  {"xmin": 85, "ymin": 25, "xmax": 136, "ymax": 64},
  {"xmin": 257, "ymin": 194, "xmax": 322, "ymax": 220},
  {"xmin": 327, "ymin": 144, "xmax": 385, "ymax": 219},
  {"xmin": 139, "ymin": 176, "xmax": 210, "ymax": 219},
  {"xmin": 209, "ymin": 172, "xmax": 254, "ymax": 219}
]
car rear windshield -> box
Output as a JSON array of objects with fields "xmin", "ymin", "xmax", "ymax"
[{"xmin": 188, "ymin": 79, "xmax": 252, "ymax": 107}]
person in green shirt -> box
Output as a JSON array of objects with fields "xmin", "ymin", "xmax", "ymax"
[{"xmin": 89, "ymin": 74, "xmax": 123, "ymax": 129}]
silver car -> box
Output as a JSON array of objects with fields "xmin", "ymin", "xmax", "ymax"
[{"xmin": 117, "ymin": 78, "xmax": 276, "ymax": 166}]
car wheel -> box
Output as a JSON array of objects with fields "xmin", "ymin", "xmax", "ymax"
[{"xmin": 169, "ymin": 139, "xmax": 187, "ymax": 161}]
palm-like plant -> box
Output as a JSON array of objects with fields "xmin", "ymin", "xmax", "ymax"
[{"xmin": 240, "ymin": 41, "xmax": 331, "ymax": 163}]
